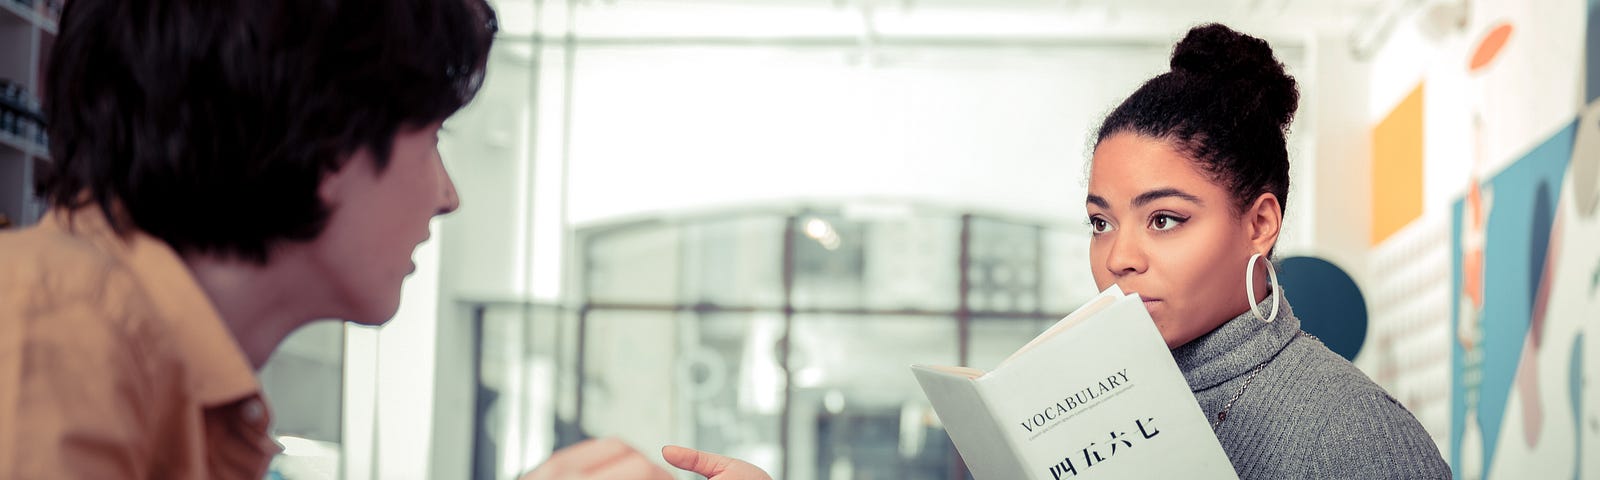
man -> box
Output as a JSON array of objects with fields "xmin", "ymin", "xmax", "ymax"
[{"xmin": 0, "ymin": 0, "xmax": 763, "ymax": 478}]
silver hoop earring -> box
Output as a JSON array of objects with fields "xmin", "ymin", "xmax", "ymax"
[{"xmin": 1246, "ymin": 253, "xmax": 1281, "ymax": 323}]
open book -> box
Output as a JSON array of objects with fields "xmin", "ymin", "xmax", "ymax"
[{"xmin": 911, "ymin": 285, "xmax": 1237, "ymax": 479}]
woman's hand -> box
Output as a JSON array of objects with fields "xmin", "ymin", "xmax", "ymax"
[
  {"xmin": 662, "ymin": 445, "xmax": 773, "ymax": 480},
  {"xmin": 519, "ymin": 438, "xmax": 674, "ymax": 480}
]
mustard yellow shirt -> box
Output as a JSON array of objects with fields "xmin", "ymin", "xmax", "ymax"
[{"xmin": 0, "ymin": 207, "xmax": 281, "ymax": 479}]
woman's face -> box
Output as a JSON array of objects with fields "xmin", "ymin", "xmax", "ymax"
[{"xmin": 1085, "ymin": 132, "xmax": 1277, "ymax": 349}]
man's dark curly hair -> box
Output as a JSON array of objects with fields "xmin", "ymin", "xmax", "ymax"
[{"xmin": 38, "ymin": 0, "xmax": 498, "ymax": 263}]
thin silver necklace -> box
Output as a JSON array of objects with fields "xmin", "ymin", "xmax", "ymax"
[{"xmin": 1210, "ymin": 331, "xmax": 1316, "ymax": 429}]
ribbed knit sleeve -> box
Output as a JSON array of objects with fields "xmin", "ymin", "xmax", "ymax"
[{"xmin": 1309, "ymin": 388, "xmax": 1451, "ymax": 479}]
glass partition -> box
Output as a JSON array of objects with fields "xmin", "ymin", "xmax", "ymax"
[{"xmin": 471, "ymin": 206, "xmax": 1091, "ymax": 479}]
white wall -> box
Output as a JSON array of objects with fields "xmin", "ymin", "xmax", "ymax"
[
  {"xmin": 563, "ymin": 44, "xmax": 1162, "ymax": 226},
  {"xmin": 1298, "ymin": 33, "xmax": 1373, "ymax": 284}
]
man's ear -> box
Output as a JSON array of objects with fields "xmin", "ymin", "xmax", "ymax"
[{"xmin": 318, "ymin": 149, "xmax": 374, "ymax": 207}]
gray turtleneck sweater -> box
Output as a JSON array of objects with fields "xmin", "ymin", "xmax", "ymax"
[{"xmin": 1171, "ymin": 291, "xmax": 1451, "ymax": 479}]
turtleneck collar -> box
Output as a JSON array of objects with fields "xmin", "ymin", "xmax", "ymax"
[{"xmin": 1170, "ymin": 287, "xmax": 1301, "ymax": 392}]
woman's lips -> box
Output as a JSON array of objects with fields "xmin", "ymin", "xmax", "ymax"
[
  {"xmin": 1122, "ymin": 288, "xmax": 1160, "ymax": 307},
  {"xmin": 1126, "ymin": 290, "xmax": 1160, "ymax": 303}
]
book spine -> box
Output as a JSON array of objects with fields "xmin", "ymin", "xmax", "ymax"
[{"xmin": 971, "ymin": 383, "xmax": 1039, "ymax": 480}]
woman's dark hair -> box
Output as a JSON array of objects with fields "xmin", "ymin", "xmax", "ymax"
[
  {"xmin": 38, "ymin": 0, "xmax": 498, "ymax": 263},
  {"xmin": 1095, "ymin": 23, "xmax": 1298, "ymax": 217}
]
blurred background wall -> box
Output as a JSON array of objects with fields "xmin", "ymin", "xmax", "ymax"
[{"xmin": 3, "ymin": 0, "xmax": 1590, "ymax": 478}]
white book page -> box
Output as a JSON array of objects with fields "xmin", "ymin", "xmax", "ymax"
[{"xmin": 921, "ymin": 364, "xmax": 988, "ymax": 379}]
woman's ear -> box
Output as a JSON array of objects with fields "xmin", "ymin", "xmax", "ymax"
[{"xmin": 1246, "ymin": 192, "xmax": 1283, "ymax": 254}]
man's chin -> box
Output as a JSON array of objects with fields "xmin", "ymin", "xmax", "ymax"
[
  {"xmin": 342, "ymin": 302, "xmax": 402, "ymax": 326},
  {"xmin": 344, "ymin": 316, "xmax": 394, "ymax": 327}
]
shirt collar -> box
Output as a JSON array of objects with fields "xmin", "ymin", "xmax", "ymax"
[
  {"xmin": 45, "ymin": 207, "xmax": 262, "ymax": 407},
  {"xmin": 1170, "ymin": 286, "xmax": 1301, "ymax": 392}
]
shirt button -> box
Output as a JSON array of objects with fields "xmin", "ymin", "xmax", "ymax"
[{"xmin": 241, "ymin": 399, "xmax": 265, "ymax": 423}]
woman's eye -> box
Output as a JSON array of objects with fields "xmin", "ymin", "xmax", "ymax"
[
  {"xmin": 1150, "ymin": 214, "xmax": 1185, "ymax": 231},
  {"xmin": 1089, "ymin": 217, "xmax": 1113, "ymax": 234}
]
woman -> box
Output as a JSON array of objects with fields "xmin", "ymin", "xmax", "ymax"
[{"xmin": 1085, "ymin": 23, "xmax": 1449, "ymax": 478}]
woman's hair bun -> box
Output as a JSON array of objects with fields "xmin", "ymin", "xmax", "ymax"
[{"xmin": 1170, "ymin": 23, "xmax": 1298, "ymax": 131}]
